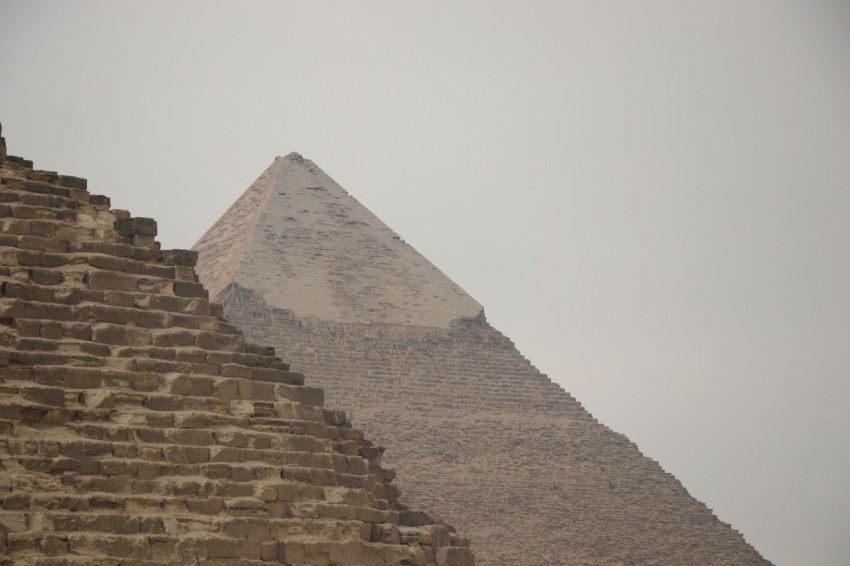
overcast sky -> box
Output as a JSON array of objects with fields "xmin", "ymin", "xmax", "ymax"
[{"xmin": 2, "ymin": 2, "xmax": 849, "ymax": 564}]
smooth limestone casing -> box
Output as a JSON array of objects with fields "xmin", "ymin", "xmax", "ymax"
[
  {"xmin": 0, "ymin": 125, "xmax": 474, "ymax": 566},
  {"xmin": 194, "ymin": 154, "xmax": 772, "ymax": 566},
  {"xmin": 195, "ymin": 153, "xmax": 482, "ymax": 328}
]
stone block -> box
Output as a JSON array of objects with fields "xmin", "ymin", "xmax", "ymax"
[
  {"xmin": 220, "ymin": 363, "xmax": 251, "ymax": 378},
  {"xmin": 129, "ymin": 372, "xmax": 162, "ymax": 391},
  {"xmin": 154, "ymin": 329, "xmax": 195, "ymax": 348},
  {"xmin": 12, "ymin": 204, "xmax": 48, "ymax": 219},
  {"xmin": 280, "ymin": 540, "xmax": 305, "ymax": 564},
  {"xmin": 92, "ymin": 323, "xmax": 125, "ymax": 345},
  {"xmin": 276, "ymin": 482, "xmax": 323, "ymax": 502},
  {"xmin": 82, "ymin": 390, "xmax": 115, "ymax": 409},
  {"xmin": 18, "ymin": 234, "xmax": 68, "ymax": 253},
  {"xmin": 450, "ymin": 534, "xmax": 471, "ymax": 548},
  {"xmin": 29, "ymin": 221, "xmax": 56, "ymax": 238},
  {"xmin": 29, "ymin": 267, "xmax": 62, "ymax": 285},
  {"xmin": 86, "ymin": 270, "xmax": 137, "ymax": 291},
  {"xmin": 400, "ymin": 510, "xmax": 432, "ymax": 527},
  {"xmin": 328, "ymin": 540, "xmax": 366, "ymax": 564},
  {"xmin": 1, "ymin": 533, "xmax": 31, "ymax": 558},
  {"xmin": 43, "ymin": 303, "xmax": 72, "ymax": 320},
  {"xmin": 244, "ymin": 518, "xmax": 270, "ymax": 541},
  {"xmin": 213, "ymin": 430, "xmax": 249, "ymax": 449},
  {"xmin": 208, "ymin": 446, "xmax": 243, "ymax": 463},
  {"xmin": 126, "ymin": 326, "xmax": 152, "ymax": 346},
  {"xmin": 38, "ymin": 535, "xmax": 69, "ymax": 555},
  {"xmin": 136, "ymin": 310, "xmax": 162, "ymax": 328},
  {"xmin": 251, "ymin": 367, "xmax": 305, "ymax": 385},
  {"xmin": 116, "ymin": 217, "xmax": 157, "ymax": 237},
  {"xmin": 252, "ymin": 381, "xmax": 275, "ymax": 401},
  {"xmin": 55, "ymin": 174, "xmax": 87, "ymax": 190},
  {"xmin": 136, "ymin": 461, "xmax": 161, "ymax": 480},
  {"xmin": 163, "ymin": 445, "xmax": 209, "ymax": 464},
  {"xmin": 41, "ymin": 252, "xmax": 68, "ymax": 267},
  {"xmin": 53, "ymin": 287, "xmax": 81, "ymax": 305},
  {"xmin": 14, "ymin": 319, "xmax": 40, "ymax": 337},
  {"xmin": 69, "ymin": 188, "xmax": 90, "ymax": 203},
  {"xmin": 303, "ymin": 541, "xmax": 331, "ymax": 566},
  {"xmin": 179, "ymin": 537, "xmax": 208, "ymax": 559},
  {"xmin": 437, "ymin": 546, "xmax": 475, "ymax": 566},
  {"xmin": 100, "ymin": 460, "xmax": 138, "ymax": 476},
  {"xmin": 210, "ymin": 302, "xmax": 224, "ymax": 319},
  {"xmin": 16, "ymin": 337, "xmax": 57, "ymax": 351},
  {"xmin": 167, "ymin": 428, "xmax": 214, "ymax": 446},
  {"xmin": 133, "ymin": 234, "xmax": 156, "ymax": 248},
  {"xmin": 356, "ymin": 507, "xmax": 387, "ymax": 524},
  {"xmin": 214, "ymin": 378, "xmax": 239, "ymax": 400},
  {"xmin": 144, "ymin": 395, "xmax": 187, "ymax": 413},
  {"xmin": 261, "ymin": 540, "xmax": 279, "ymax": 561},
  {"xmin": 162, "ymin": 249, "xmax": 198, "ymax": 267},
  {"xmin": 174, "ymin": 281, "xmax": 207, "ymax": 298},
  {"xmin": 195, "ymin": 331, "xmax": 243, "ymax": 351},
  {"xmin": 103, "ymin": 290, "xmax": 137, "ymax": 308},
  {"xmin": 1, "ymin": 493, "xmax": 31, "ymax": 510},
  {"xmin": 277, "ymin": 384, "xmax": 324, "ymax": 407},
  {"xmin": 88, "ymin": 254, "xmax": 127, "ymax": 271},
  {"xmin": 431, "ymin": 525, "xmax": 451, "ymax": 547},
  {"xmin": 2, "ymin": 280, "xmax": 53, "ymax": 302},
  {"xmin": 64, "ymin": 368, "xmax": 105, "ymax": 389},
  {"xmin": 358, "ymin": 543, "xmax": 385, "ymax": 566},
  {"xmin": 95, "ymin": 304, "xmax": 138, "ymax": 325},
  {"xmin": 371, "ymin": 523, "xmax": 400, "ymax": 544},
  {"xmin": 40, "ymin": 321, "xmax": 63, "ymax": 340},
  {"xmin": 170, "ymin": 375, "xmax": 214, "ymax": 397},
  {"xmin": 186, "ymin": 497, "xmax": 225, "ymax": 515},
  {"xmin": 323, "ymin": 409, "xmax": 347, "ymax": 426},
  {"xmin": 21, "ymin": 386, "xmax": 65, "ymax": 407}
]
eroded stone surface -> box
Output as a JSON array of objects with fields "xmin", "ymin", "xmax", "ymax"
[
  {"xmin": 0, "ymin": 127, "xmax": 473, "ymax": 565},
  {"xmin": 195, "ymin": 156, "xmax": 772, "ymax": 565}
]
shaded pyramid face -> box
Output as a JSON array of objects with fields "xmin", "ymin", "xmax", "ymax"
[
  {"xmin": 0, "ymin": 127, "xmax": 475, "ymax": 565},
  {"xmin": 194, "ymin": 156, "xmax": 771, "ymax": 565}
]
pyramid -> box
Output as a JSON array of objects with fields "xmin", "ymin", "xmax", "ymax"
[
  {"xmin": 0, "ymin": 125, "xmax": 475, "ymax": 566},
  {"xmin": 194, "ymin": 154, "xmax": 771, "ymax": 565}
]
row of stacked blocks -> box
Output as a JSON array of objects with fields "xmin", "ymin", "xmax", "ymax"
[{"xmin": 0, "ymin": 125, "xmax": 474, "ymax": 565}]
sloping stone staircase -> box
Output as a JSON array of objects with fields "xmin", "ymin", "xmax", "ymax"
[{"xmin": 0, "ymin": 124, "xmax": 474, "ymax": 566}]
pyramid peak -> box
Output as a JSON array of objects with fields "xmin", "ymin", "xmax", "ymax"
[
  {"xmin": 194, "ymin": 152, "xmax": 482, "ymax": 327},
  {"xmin": 274, "ymin": 151, "xmax": 305, "ymax": 163}
]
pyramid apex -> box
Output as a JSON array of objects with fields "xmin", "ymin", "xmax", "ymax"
[
  {"xmin": 194, "ymin": 152, "xmax": 482, "ymax": 326},
  {"xmin": 275, "ymin": 151, "xmax": 305, "ymax": 163}
]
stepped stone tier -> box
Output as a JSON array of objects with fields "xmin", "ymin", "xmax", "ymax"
[
  {"xmin": 0, "ymin": 124, "xmax": 475, "ymax": 566},
  {"xmin": 194, "ymin": 153, "xmax": 772, "ymax": 565}
]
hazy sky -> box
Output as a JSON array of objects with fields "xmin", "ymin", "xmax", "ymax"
[{"xmin": 2, "ymin": 2, "xmax": 848, "ymax": 564}]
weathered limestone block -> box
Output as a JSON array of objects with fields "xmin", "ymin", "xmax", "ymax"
[{"xmin": 115, "ymin": 217, "xmax": 157, "ymax": 237}]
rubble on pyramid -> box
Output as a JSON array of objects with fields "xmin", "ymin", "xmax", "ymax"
[
  {"xmin": 0, "ymin": 123, "xmax": 475, "ymax": 566},
  {"xmin": 194, "ymin": 153, "xmax": 772, "ymax": 565}
]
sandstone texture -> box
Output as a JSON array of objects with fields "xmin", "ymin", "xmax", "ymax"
[
  {"xmin": 0, "ymin": 125, "xmax": 474, "ymax": 566},
  {"xmin": 194, "ymin": 154, "xmax": 772, "ymax": 565}
]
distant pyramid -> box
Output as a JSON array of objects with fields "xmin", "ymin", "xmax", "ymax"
[{"xmin": 194, "ymin": 153, "xmax": 771, "ymax": 565}]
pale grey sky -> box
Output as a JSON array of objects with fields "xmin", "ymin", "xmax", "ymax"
[{"xmin": 2, "ymin": 2, "xmax": 848, "ymax": 564}]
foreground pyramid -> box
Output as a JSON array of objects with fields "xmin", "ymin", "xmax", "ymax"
[
  {"xmin": 0, "ymin": 126, "xmax": 475, "ymax": 565},
  {"xmin": 194, "ymin": 153, "xmax": 771, "ymax": 565}
]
